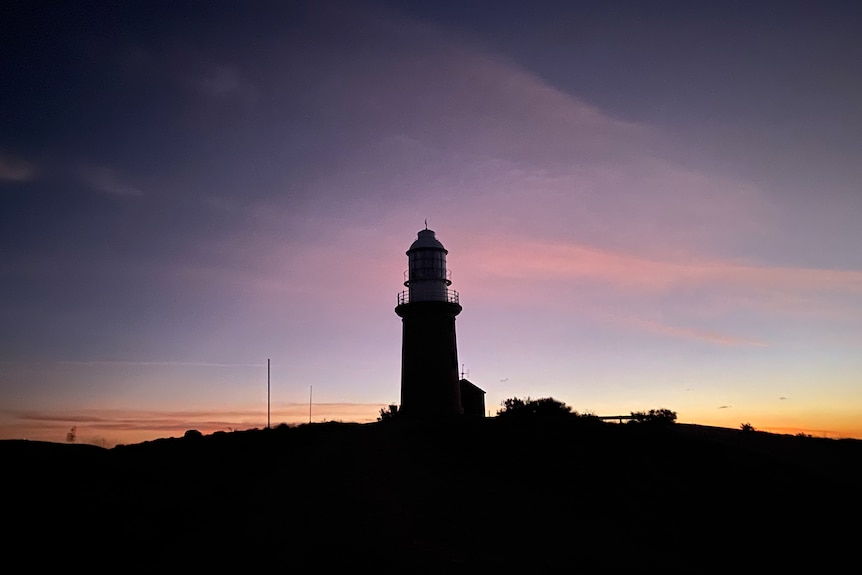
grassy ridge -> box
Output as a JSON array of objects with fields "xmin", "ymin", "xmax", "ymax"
[{"xmin": 3, "ymin": 419, "xmax": 860, "ymax": 572}]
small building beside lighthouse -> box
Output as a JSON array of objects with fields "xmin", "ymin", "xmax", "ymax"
[{"xmin": 395, "ymin": 227, "xmax": 482, "ymax": 418}]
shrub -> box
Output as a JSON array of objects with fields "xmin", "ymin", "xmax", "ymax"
[
  {"xmin": 628, "ymin": 408, "xmax": 677, "ymax": 425},
  {"xmin": 497, "ymin": 397, "xmax": 572, "ymax": 418},
  {"xmin": 378, "ymin": 404, "xmax": 400, "ymax": 422}
]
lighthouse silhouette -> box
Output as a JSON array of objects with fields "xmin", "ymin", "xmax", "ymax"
[{"xmin": 395, "ymin": 226, "xmax": 465, "ymax": 417}]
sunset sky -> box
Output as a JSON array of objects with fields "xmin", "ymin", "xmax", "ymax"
[{"xmin": 2, "ymin": 1, "xmax": 861, "ymax": 446}]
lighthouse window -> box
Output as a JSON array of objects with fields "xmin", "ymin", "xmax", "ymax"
[{"xmin": 410, "ymin": 250, "xmax": 447, "ymax": 280}]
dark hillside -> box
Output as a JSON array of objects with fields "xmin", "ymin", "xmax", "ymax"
[{"xmin": 3, "ymin": 420, "xmax": 860, "ymax": 572}]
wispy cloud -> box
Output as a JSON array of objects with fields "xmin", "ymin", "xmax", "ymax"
[
  {"xmin": 0, "ymin": 152, "xmax": 36, "ymax": 183},
  {"xmin": 467, "ymin": 237, "xmax": 862, "ymax": 295},
  {"xmin": 608, "ymin": 314, "xmax": 767, "ymax": 347},
  {"xmin": 79, "ymin": 166, "xmax": 144, "ymax": 197},
  {"xmin": 192, "ymin": 64, "xmax": 256, "ymax": 103},
  {"xmin": 2, "ymin": 403, "xmax": 386, "ymax": 447},
  {"xmin": 452, "ymin": 235, "xmax": 862, "ymax": 337},
  {"xmin": 2, "ymin": 360, "xmax": 267, "ymax": 368},
  {"xmin": 197, "ymin": 65, "xmax": 239, "ymax": 95}
]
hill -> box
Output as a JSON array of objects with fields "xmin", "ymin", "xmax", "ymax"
[{"xmin": 3, "ymin": 419, "xmax": 860, "ymax": 572}]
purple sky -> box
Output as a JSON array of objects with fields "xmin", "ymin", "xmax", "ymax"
[{"xmin": 2, "ymin": 1, "xmax": 861, "ymax": 445}]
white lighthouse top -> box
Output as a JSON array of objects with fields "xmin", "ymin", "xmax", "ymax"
[
  {"xmin": 408, "ymin": 229, "xmax": 447, "ymax": 253},
  {"xmin": 397, "ymin": 227, "xmax": 459, "ymax": 306}
]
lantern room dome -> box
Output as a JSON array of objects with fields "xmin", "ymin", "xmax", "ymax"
[{"xmin": 408, "ymin": 229, "xmax": 447, "ymax": 253}]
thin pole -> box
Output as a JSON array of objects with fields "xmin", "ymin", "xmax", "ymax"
[
  {"xmin": 309, "ymin": 385, "xmax": 312, "ymax": 423},
  {"xmin": 267, "ymin": 358, "xmax": 271, "ymax": 429}
]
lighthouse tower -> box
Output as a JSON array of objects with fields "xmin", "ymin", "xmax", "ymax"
[{"xmin": 395, "ymin": 227, "xmax": 463, "ymax": 417}]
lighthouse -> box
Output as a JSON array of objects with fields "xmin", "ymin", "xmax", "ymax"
[{"xmin": 395, "ymin": 227, "xmax": 464, "ymax": 417}]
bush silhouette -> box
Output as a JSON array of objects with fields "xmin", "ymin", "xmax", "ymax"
[
  {"xmin": 628, "ymin": 408, "xmax": 677, "ymax": 425},
  {"xmin": 497, "ymin": 397, "xmax": 572, "ymax": 418},
  {"xmin": 377, "ymin": 404, "xmax": 400, "ymax": 422}
]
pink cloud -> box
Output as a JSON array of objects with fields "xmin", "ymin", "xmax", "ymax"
[
  {"xmin": 459, "ymin": 235, "xmax": 862, "ymax": 297},
  {"xmin": 603, "ymin": 313, "xmax": 768, "ymax": 347}
]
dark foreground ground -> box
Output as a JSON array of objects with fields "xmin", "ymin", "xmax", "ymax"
[{"xmin": 3, "ymin": 419, "xmax": 861, "ymax": 572}]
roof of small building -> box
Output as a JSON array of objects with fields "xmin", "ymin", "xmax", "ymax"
[{"xmin": 459, "ymin": 378, "xmax": 485, "ymax": 394}]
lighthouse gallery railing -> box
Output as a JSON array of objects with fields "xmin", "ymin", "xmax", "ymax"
[{"xmin": 397, "ymin": 289, "xmax": 459, "ymax": 305}]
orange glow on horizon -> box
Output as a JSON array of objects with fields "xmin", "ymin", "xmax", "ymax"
[
  {"xmin": 682, "ymin": 409, "xmax": 862, "ymax": 441},
  {"xmin": 0, "ymin": 403, "xmax": 387, "ymax": 448},
  {"xmin": 3, "ymin": 404, "xmax": 860, "ymax": 448}
]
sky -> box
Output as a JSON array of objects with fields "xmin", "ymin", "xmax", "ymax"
[{"xmin": 2, "ymin": 0, "xmax": 861, "ymax": 446}]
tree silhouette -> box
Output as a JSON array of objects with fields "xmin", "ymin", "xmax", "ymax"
[
  {"xmin": 628, "ymin": 408, "xmax": 677, "ymax": 425},
  {"xmin": 377, "ymin": 404, "xmax": 400, "ymax": 422},
  {"xmin": 497, "ymin": 396, "xmax": 573, "ymax": 418}
]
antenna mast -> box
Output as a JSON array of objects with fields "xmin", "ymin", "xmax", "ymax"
[{"xmin": 267, "ymin": 358, "xmax": 271, "ymax": 429}]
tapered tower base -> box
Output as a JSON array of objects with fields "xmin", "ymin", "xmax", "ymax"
[{"xmin": 396, "ymin": 300, "xmax": 463, "ymax": 417}]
